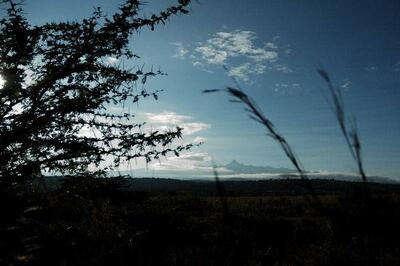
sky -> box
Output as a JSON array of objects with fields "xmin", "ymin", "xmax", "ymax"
[{"xmin": 2, "ymin": 0, "xmax": 400, "ymax": 178}]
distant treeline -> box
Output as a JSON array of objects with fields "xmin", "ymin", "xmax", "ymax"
[{"xmin": 44, "ymin": 177, "xmax": 400, "ymax": 196}]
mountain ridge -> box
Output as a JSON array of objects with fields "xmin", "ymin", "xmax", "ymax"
[{"xmin": 222, "ymin": 160, "xmax": 297, "ymax": 174}]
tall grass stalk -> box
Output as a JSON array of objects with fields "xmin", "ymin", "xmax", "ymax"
[
  {"xmin": 204, "ymin": 86, "xmax": 322, "ymax": 209},
  {"xmin": 317, "ymin": 69, "xmax": 367, "ymax": 182}
]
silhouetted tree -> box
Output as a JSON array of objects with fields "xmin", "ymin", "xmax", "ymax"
[{"xmin": 0, "ymin": 0, "xmax": 192, "ymax": 184}]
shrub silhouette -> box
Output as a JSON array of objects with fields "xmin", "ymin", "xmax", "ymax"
[{"xmin": 0, "ymin": 0, "xmax": 192, "ymax": 185}]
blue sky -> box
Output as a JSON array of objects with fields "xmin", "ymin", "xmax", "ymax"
[{"xmin": 8, "ymin": 0, "xmax": 400, "ymax": 178}]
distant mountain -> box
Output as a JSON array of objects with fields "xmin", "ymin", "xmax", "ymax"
[
  {"xmin": 223, "ymin": 160, "xmax": 296, "ymax": 174},
  {"xmin": 105, "ymin": 160, "xmax": 397, "ymax": 184},
  {"xmin": 220, "ymin": 160, "xmax": 397, "ymax": 184}
]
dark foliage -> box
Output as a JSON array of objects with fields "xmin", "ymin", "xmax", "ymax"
[
  {"xmin": 0, "ymin": 0, "xmax": 192, "ymax": 184},
  {"xmin": 2, "ymin": 178, "xmax": 400, "ymax": 265}
]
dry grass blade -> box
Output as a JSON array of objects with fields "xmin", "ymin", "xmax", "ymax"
[
  {"xmin": 205, "ymin": 86, "xmax": 322, "ymax": 209},
  {"xmin": 317, "ymin": 69, "xmax": 367, "ymax": 182},
  {"xmin": 349, "ymin": 120, "xmax": 367, "ymax": 181}
]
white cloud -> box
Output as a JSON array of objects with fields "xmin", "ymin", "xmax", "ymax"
[
  {"xmin": 181, "ymin": 122, "xmax": 210, "ymax": 135},
  {"xmin": 228, "ymin": 63, "xmax": 251, "ymax": 81},
  {"xmin": 194, "ymin": 46, "xmax": 228, "ymax": 64},
  {"xmin": 2, "ymin": 102, "xmax": 25, "ymax": 118},
  {"xmin": 249, "ymin": 50, "xmax": 278, "ymax": 62},
  {"xmin": 265, "ymin": 42, "xmax": 278, "ymax": 49},
  {"xmin": 77, "ymin": 125, "xmax": 102, "ymax": 138},
  {"xmin": 9, "ymin": 103, "xmax": 24, "ymax": 115},
  {"xmin": 193, "ymin": 136, "xmax": 206, "ymax": 144},
  {"xmin": 178, "ymin": 152, "xmax": 211, "ymax": 162},
  {"xmin": 83, "ymin": 110, "xmax": 209, "ymax": 172},
  {"xmin": 143, "ymin": 111, "xmax": 210, "ymax": 136},
  {"xmin": 14, "ymin": 66, "xmax": 35, "ymax": 89},
  {"xmin": 23, "ymin": 68, "xmax": 34, "ymax": 88},
  {"xmin": 171, "ymin": 30, "xmax": 295, "ymax": 82},
  {"xmin": 273, "ymin": 64, "xmax": 293, "ymax": 73},
  {"xmin": 105, "ymin": 56, "xmax": 119, "ymax": 65},
  {"xmin": 144, "ymin": 111, "xmax": 191, "ymax": 125},
  {"xmin": 168, "ymin": 30, "xmax": 294, "ymax": 82},
  {"xmin": 192, "ymin": 61, "xmax": 205, "ymax": 67},
  {"xmin": 194, "ymin": 30, "xmax": 278, "ymax": 66},
  {"xmin": 151, "ymin": 151, "xmax": 212, "ymax": 171},
  {"xmin": 227, "ymin": 63, "xmax": 267, "ymax": 81},
  {"xmin": 170, "ymin": 42, "xmax": 189, "ymax": 59}
]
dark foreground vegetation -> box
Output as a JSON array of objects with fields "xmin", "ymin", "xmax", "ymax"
[{"xmin": 2, "ymin": 177, "xmax": 400, "ymax": 266}]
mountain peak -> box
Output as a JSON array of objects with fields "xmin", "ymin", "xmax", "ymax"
[{"xmin": 227, "ymin": 160, "xmax": 241, "ymax": 166}]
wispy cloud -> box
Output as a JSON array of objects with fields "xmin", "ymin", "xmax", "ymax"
[
  {"xmin": 227, "ymin": 63, "xmax": 266, "ymax": 82},
  {"xmin": 193, "ymin": 136, "xmax": 206, "ymax": 144},
  {"xmin": 139, "ymin": 112, "xmax": 211, "ymax": 173},
  {"xmin": 274, "ymin": 83, "xmax": 301, "ymax": 94},
  {"xmin": 170, "ymin": 42, "xmax": 189, "ymax": 59},
  {"xmin": 77, "ymin": 125, "xmax": 102, "ymax": 139},
  {"xmin": 105, "ymin": 56, "xmax": 119, "ymax": 65},
  {"xmin": 365, "ymin": 66, "xmax": 377, "ymax": 72},
  {"xmin": 340, "ymin": 79, "xmax": 353, "ymax": 90},
  {"xmin": 172, "ymin": 30, "xmax": 293, "ymax": 82},
  {"xmin": 181, "ymin": 122, "xmax": 210, "ymax": 135},
  {"xmin": 265, "ymin": 42, "xmax": 278, "ymax": 49},
  {"xmin": 143, "ymin": 111, "xmax": 210, "ymax": 136},
  {"xmin": 150, "ymin": 151, "xmax": 212, "ymax": 171},
  {"xmin": 23, "ymin": 68, "xmax": 34, "ymax": 88},
  {"xmin": 194, "ymin": 30, "xmax": 278, "ymax": 64},
  {"xmin": 341, "ymin": 79, "xmax": 352, "ymax": 90},
  {"xmin": 272, "ymin": 64, "xmax": 293, "ymax": 73},
  {"xmin": 194, "ymin": 45, "xmax": 229, "ymax": 65},
  {"xmin": 144, "ymin": 111, "xmax": 191, "ymax": 124},
  {"xmin": 96, "ymin": 111, "xmax": 210, "ymax": 172}
]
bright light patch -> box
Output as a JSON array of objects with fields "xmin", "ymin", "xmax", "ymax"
[{"xmin": 0, "ymin": 75, "xmax": 5, "ymax": 90}]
